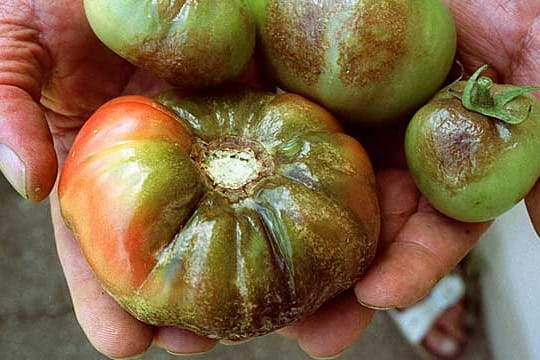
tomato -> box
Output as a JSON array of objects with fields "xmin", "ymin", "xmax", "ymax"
[
  {"xmin": 58, "ymin": 88, "xmax": 380, "ymax": 340},
  {"xmin": 83, "ymin": 0, "xmax": 256, "ymax": 88},
  {"xmin": 251, "ymin": 0, "xmax": 457, "ymax": 125},
  {"xmin": 405, "ymin": 66, "xmax": 540, "ymax": 222}
]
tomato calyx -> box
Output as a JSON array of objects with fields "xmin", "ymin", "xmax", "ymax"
[
  {"xmin": 191, "ymin": 136, "xmax": 274, "ymax": 198},
  {"xmin": 450, "ymin": 64, "xmax": 540, "ymax": 124}
]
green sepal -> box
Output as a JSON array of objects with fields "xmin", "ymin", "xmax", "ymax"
[{"xmin": 460, "ymin": 65, "xmax": 540, "ymax": 124}]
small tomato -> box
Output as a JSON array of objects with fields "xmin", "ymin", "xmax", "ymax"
[{"xmin": 405, "ymin": 66, "xmax": 540, "ymax": 222}]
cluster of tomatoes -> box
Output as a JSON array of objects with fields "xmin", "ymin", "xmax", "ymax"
[{"xmin": 58, "ymin": 0, "xmax": 540, "ymax": 341}]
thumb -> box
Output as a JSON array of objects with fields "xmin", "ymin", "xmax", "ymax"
[
  {"xmin": 0, "ymin": 87, "xmax": 57, "ymax": 201},
  {"xmin": 525, "ymin": 180, "xmax": 540, "ymax": 237},
  {"xmin": 0, "ymin": 10, "xmax": 57, "ymax": 202}
]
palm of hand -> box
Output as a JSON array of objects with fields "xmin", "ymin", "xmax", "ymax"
[
  {"xmin": 1, "ymin": 0, "xmax": 539, "ymax": 359},
  {"xmin": 284, "ymin": 1, "xmax": 540, "ymax": 356}
]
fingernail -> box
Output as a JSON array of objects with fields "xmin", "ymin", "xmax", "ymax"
[
  {"xmin": 309, "ymin": 351, "xmax": 345, "ymax": 359},
  {"xmin": 0, "ymin": 144, "xmax": 27, "ymax": 199},
  {"xmin": 357, "ymin": 298, "xmax": 395, "ymax": 311},
  {"xmin": 110, "ymin": 353, "xmax": 145, "ymax": 360},
  {"xmin": 438, "ymin": 338, "xmax": 459, "ymax": 357},
  {"xmin": 166, "ymin": 349, "xmax": 212, "ymax": 357},
  {"xmin": 220, "ymin": 338, "xmax": 253, "ymax": 346}
]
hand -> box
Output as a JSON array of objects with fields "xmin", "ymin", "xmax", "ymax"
[
  {"xmin": 2, "ymin": 1, "xmax": 539, "ymax": 360},
  {"xmin": 274, "ymin": 1, "xmax": 540, "ymax": 358},
  {"xmin": 0, "ymin": 1, "xmax": 215, "ymax": 358}
]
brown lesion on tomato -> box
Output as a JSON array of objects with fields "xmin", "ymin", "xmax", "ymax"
[
  {"xmin": 156, "ymin": 0, "xmax": 187, "ymax": 22},
  {"xmin": 127, "ymin": 31, "xmax": 235, "ymax": 88},
  {"xmin": 263, "ymin": 1, "xmax": 334, "ymax": 85},
  {"xmin": 423, "ymin": 98, "xmax": 519, "ymax": 191},
  {"xmin": 338, "ymin": 0, "xmax": 407, "ymax": 87}
]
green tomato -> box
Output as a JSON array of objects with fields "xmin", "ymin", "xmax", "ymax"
[
  {"xmin": 84, "ymin": 0, "xmax": 256, "ymax": 88},
  {"xmin": 251, "ymin": 0, "xmax": 456, "ymax": 124},
  {"xmin": 405, "ymin": 66, "xmax": 540, "ymax": 222}
]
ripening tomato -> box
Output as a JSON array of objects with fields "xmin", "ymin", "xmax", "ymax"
[{"xmin": 59, "ymin": 88, "xmax": 380, "ymax": 340}]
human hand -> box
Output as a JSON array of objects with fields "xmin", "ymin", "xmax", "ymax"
[
  {"xmin": 274, "ymin": 1, "xmax": 540, "ymax": 358},
  {"xmin": 0, "ymin": 2, "xmax": 370, "ymax": 358},
  {"xmin": 2, "ymin": 1, "xmax": 539, "ymax": 360},
  {"xmin": 0, "ymin": 1, "xmax": 217, "ymax": 358}
]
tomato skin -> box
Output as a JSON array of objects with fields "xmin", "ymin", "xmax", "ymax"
[
  {"xmin": 59, "ymin": 89, "xmax": 380, "ymax": 340},
  {"xmin": 251, "ymin": 0, "xmax": 457, "ymax": 125},
  {"xmin": 83, "ymin": 0, "xmax": 256, "ymax": 88},
  {"xmin": 405, "ymin": 82, "xmax": 540, "ymax": 222},
  {"xmin": 59, "ymin": 96, "xmax": 201, "ymax": 294}
]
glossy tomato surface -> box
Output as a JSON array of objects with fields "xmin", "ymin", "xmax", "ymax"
[
  {"xmin": 59, "ymin": 89, "xmax": 380, "ymax": 340},
  {"xmin": 251, "ymin": 0, "xmax": 456, "ymax": 124}
]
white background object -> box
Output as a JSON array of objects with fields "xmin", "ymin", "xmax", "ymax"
[{"xmin": 476, "ymin": 201, "xmax": 540, "ymax": 360}]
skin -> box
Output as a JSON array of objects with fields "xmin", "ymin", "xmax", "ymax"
[{"xmin": 0, "ymin": 0, "xmax": 539, "ymax": 358}]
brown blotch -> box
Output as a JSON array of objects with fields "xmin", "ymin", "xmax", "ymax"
[
  {"xmin": 424, "ymin": 98, "xmax": 520, "ymax": 191},
  {"xmin": 130, "ymin": 31, "xmax": 233, "ymax": 88},
  {"xmin": 156, "ymin": 0, "xmax": 187, "ymax": 22},
  {"xmin": 264, "ymin": 1, "xmax": 334, "ymax": 85},
  {"xmin": 339, "ymin": 0, "xmax": 407, "ymax": 87}
]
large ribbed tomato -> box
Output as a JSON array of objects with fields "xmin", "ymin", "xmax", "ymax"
[{"xmin": 58, "ymin": 88, "xmax": 380, "ymax": 340}]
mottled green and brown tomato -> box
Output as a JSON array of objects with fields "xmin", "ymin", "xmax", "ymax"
[
  {"xmin": 58, "ymin": 89, "xmax": 380, "ymax": 340},
  {"xmin": 250, "ymin": 0, "xmax": 456, "ymax": 124},
  {"xmin": 83, "ymin": 0, "xmax": 255, "ymax": 88},
  {"xmin": 405, "ymin": 66, "xmax": 540, "ymax": 222}
]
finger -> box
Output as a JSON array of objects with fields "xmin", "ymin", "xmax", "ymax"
[
  {"xmin": 50, "ymin": 189, "xmax": 154, "ymax": 359},
  {"xmin": 276, "ymin": 325, "xmax": 301, "ymax": 340},
  {"xmin": 436, "ymin": 302, "xmax": 466, "ymax": 343},
  {"xmin": 422, "ymin": 326, "xmax": 461, "ymax": 359},
  {"xmin": 376, "ymin": 170, "xmax": 420, "ymax": 246},
  {"xmin": 296, "ymin": 291, "xmax": 374, "ymax": 359},
  {"xmin": 153, "ymin": 327, "xmax": 217, "ymax": 356},
  {"xmin": 120, "ymin": 67, "xmax": 173, "ymax": 97},
  {"xmin": 355, "ymin": 199, "xmax": 490, "ymax": 308},
  {"xmin": 0, "ymin": 11, "xmax": 57, "ymax": 200},
  {"xmin": 525, "ymin": 179, "xmax": 540, "ymax": 237}
]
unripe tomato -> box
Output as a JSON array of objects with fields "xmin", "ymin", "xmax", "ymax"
[
  {"xmin": 406, "ymin": 66, "xmax": 540, "ymax": 222},
  {"xmin": 84, "ymin": 0, "xmax": 256, "ymax": 88},
  {"xmin": 251, "ymin": 0, "xmax": 457, "ymax": 125}
]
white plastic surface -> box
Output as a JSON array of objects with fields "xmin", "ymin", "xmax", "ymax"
[{"xmin": 476, "ymin": 201, "xmax": 540, "ymax": 360}]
